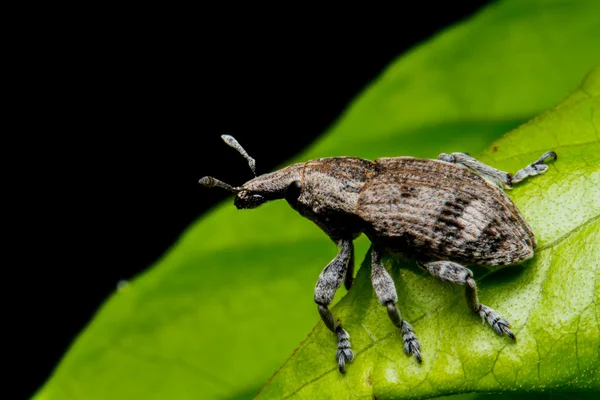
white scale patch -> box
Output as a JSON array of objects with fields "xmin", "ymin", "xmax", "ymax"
[{"xmin": 457, "ymin": 199, "xmax": 488, "ymax": 242}]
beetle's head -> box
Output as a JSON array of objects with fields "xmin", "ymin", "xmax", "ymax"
[
  {"xmin": 233, "ymin": 167, "xmax": 302, "ymax": 209},
  {"xmin": 199, "ymin": 135, "xmax": 303, "ymax": 210}
]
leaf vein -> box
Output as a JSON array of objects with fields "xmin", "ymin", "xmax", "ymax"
[
  {"xmin": 537, "ymin": 213, "xmax": 600, "ymax": 251},
  {"xmin": 491, "ymin": 140, "xmax": 600, "ymax": 165}
]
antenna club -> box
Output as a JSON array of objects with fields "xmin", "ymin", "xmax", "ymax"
[
  {"xmin": 198, "ymin": 176, "xmax": 215, "ymax": 187},
  {"xmin": 198, "ymin": 176, "xmax": 241, "ymax": 193},
  {"xmin": 221, "ymin": 134, "xmax": 257, "ymax": 176}
]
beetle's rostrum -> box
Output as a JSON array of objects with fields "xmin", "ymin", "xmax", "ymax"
[{"xmin": 199, "ymin": 135, "xmax": 557, "ymax": 374}]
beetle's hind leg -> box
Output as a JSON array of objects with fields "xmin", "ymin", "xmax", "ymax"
[
  {"xmin": 314, "ymin": 239, "xmax": 355, "ymax": 374},
  {"xmin": 371, "ymin": 247, "xmax": 422, "ymax": 363},
  {"xmin": 511, "ymin": 151, "xmax": 558, "ymax": 184},
  {"xmin": 437, "ymin": 151, "xmax": 557, "ymax": 188},
  {"xmin": 417, "ymin": 260, "xmax": 515, "ymax": 340}
]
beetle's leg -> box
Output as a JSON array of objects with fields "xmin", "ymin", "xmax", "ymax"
[
  {"xmin": 344, "ymin": 247, "xmax": 355, "ymax": 290},
  {"xmin": 372, "ymin": 247, "xmax": 422, "ymax": 363},
  {"xmin": 437, "ymin": 151, "xmax": 557, "ymax": 188},
  {"xmin": 314, "ymin": 239, "xmax": 355, "ymax": 374},
  {"xmin": 417, "ymin": 260, "xmax": 516, "ymax": 340}
]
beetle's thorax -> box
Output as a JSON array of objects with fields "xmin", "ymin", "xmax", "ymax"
[{"xmin": 295, "ymin": 157, "xmax": 377, "ymax": 240}]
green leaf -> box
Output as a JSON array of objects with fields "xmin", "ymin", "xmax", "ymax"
[
  {"xmin": 36, "ymin": 1, "xmax": 600, "ymax": 399},
  {"xmin": 257, "ymin": 67, "xmax": 600, "ymax": 399},
  {"xmin": 444, "ymin": 393, "xmax": 600, "ymax": 400}
]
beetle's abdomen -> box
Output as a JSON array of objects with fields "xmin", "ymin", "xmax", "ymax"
[{"xmin": 357, "ymin": 157, "xmax": 536, "ymax": 266}]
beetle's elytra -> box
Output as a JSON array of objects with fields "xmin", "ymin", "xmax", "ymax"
[{"xmin": 200, "ymin": 135, "xmax": 557, "ymax": 374}]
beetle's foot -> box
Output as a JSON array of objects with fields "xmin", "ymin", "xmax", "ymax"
[
  {"xmin": 512, "ymin": 164, "xmax": 548, "ymax": 183},
  {"xmin": 534, "ymin": 151, "xmax": 558, "ymax": 165},
  {"xmin": 401, "ymin": 320, "xmax": 422, "ymax": 363},
  {"xmin": 511, "ymin": 151, "xmax": 557, "ymax": 184},
  {"xmin": 479, "ymin": 304, "xmax": 515, "ymax": 340},
  {"xmin": 336, "ymin": 327, "xmax": 354, "ymax": 374}
]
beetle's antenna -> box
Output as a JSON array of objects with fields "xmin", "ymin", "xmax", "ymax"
[
  {"xmin": 198, "ymin": 176, "xmax": 241, "ymax": 193},
  {"xmin": 221, "ymin": 135, "xmax": 256, "ymax": 176}
]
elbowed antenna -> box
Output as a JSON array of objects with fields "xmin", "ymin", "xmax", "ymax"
[
  {"xmin": 198, "ymin": 135, "xmax": 256, "ymax": 191},
  {"xmin": 198, "ymin": 176, "xmax": 241, "ymax": 193},
  {"xmin": 221, "ymin": 135, "xmax": 256, "ymax": 176}
]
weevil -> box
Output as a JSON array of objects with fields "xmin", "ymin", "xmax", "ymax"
[{"xmin": 199, "ymin": 135, "xmax": 557, "ymax": 374}]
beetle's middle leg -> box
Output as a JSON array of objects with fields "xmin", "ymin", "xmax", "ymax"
[
  {"xmin": 371, "ymin": 247, "xmax": 422, "ymax": 363},
  {"xmin": 314, "ymin": 239, "xmax": 355, "ymax": 374},
  {"xmin": 417, "ymin": 260, "xmax": 516, "ymax": 340},
  {"xmin": 438, "ymin": 151, "xmax": 557, "ymax": 188}
]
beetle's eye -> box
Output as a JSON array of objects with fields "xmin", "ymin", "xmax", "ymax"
[{"xmin": 285, "ymin": 180, "xmax": 302, "ymax": 209}]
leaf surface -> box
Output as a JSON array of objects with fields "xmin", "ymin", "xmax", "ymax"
[{"xmin": 35, "ymin": 1, "xmax": 600, "ymax": 399}]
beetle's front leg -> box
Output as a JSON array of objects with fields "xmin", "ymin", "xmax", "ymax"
[
  {"xmin": 417, "ymin": 260, "xmax": 516, "ymax": 340},
  {"xmin": 438, "ymin": 151, "xmax": 557, "ymax": 188},
  {"xmin": 314, "ymin": 239, "xmax": 355, "ymax": 374},
  {"xmin": 371, "ymin": 247, "xmax": 422, "ymax": 363}
]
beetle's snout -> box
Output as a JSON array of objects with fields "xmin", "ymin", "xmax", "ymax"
[
  {"xmin": 234, "ymin": 190, "xmax": 267, "ymax": 209},
  {"xmin": 234, "ymin": 194, "xmax": 245, "ymax": 209}
]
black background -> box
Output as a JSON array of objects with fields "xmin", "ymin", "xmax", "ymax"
[{"xmin": 17, "ymin": 2, "xmax": 491, "ymax": 398}]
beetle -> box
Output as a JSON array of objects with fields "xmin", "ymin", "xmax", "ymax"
[{"xmin": 199, "ymin": 135, "xmax": 557, "ymax": 374}]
